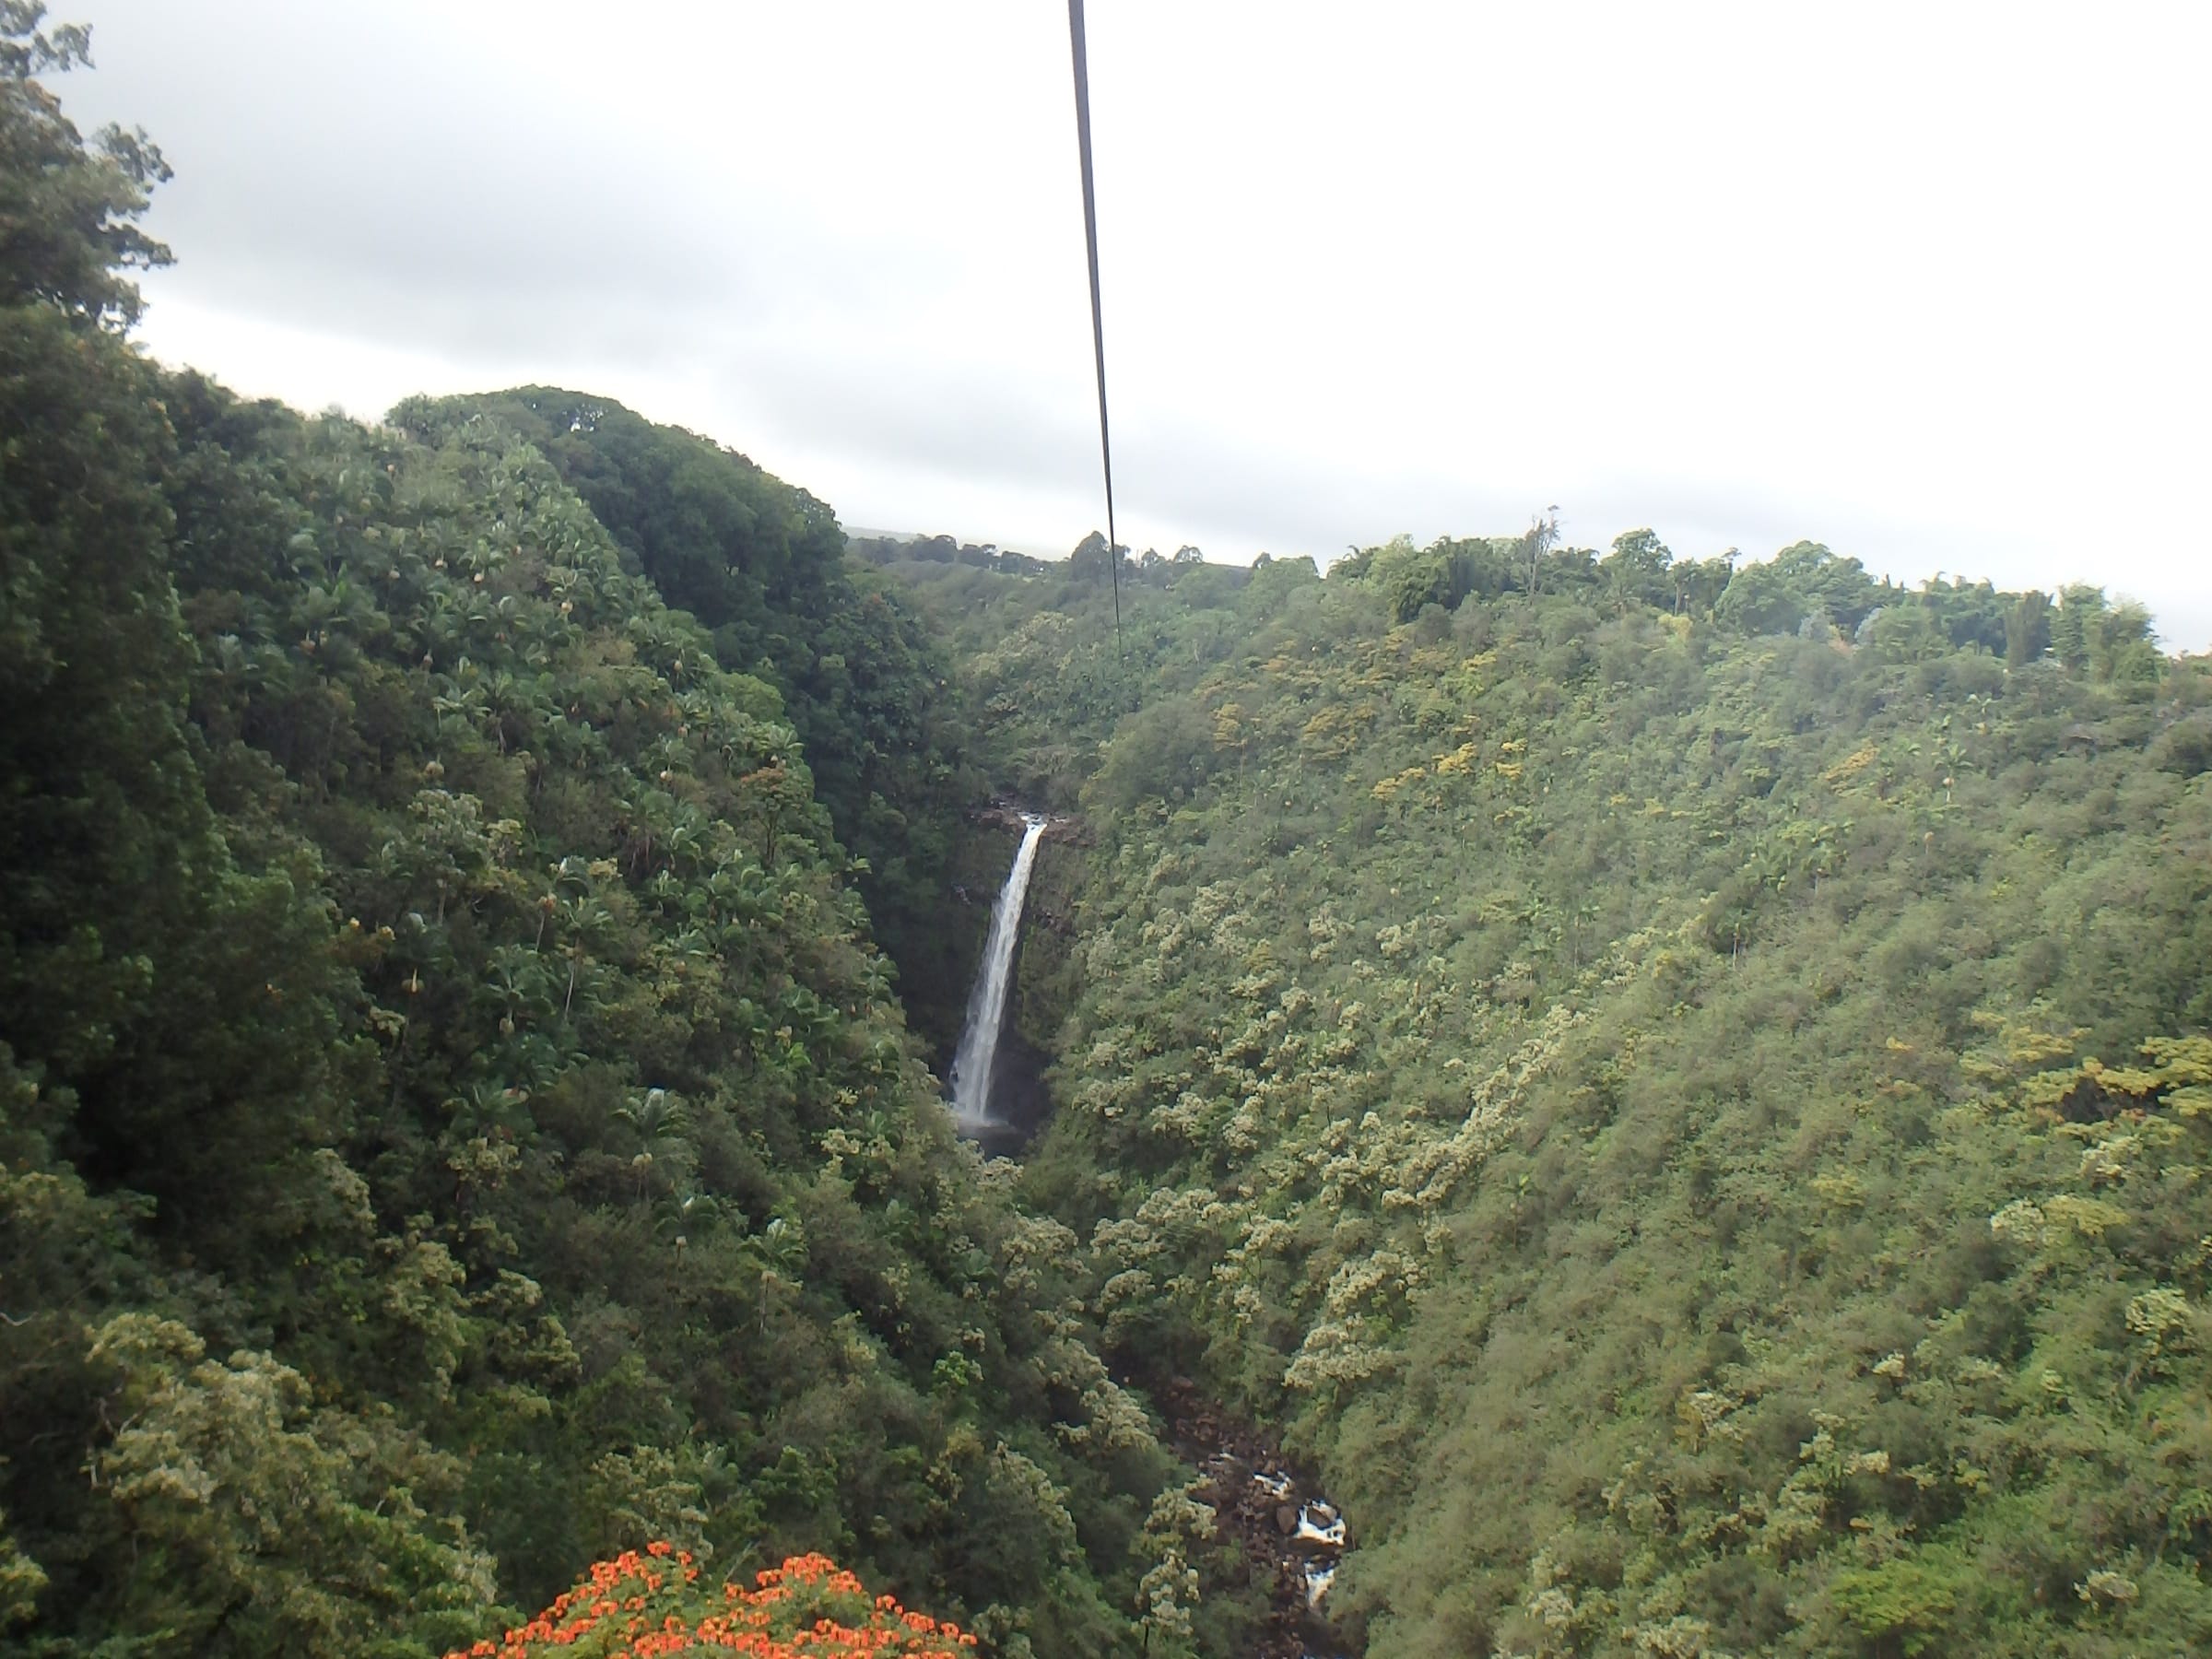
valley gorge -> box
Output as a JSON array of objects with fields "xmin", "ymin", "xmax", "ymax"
[{"xmin": 6, "ymin": 27, "xmax": 2212, "ymax": 1656}]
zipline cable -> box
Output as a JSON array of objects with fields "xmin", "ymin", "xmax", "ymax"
[{"xmin": 1066, "ymin": 0, "xmax": 1123, "ymax": 660}]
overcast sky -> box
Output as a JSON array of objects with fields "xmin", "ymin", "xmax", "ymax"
[{"xmin": 61, "ymin": 1, "xmax": 2212, "ymax": 648}]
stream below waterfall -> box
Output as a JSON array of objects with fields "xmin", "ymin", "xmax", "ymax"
[{"xmin": 1152, "ymin": 1378, "xmax": 1359, "ymax": 1659}]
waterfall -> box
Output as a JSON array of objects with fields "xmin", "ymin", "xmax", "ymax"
[{"xmin": 949, "ymin": 815, "xmax": 1048, "ymax": 1131}]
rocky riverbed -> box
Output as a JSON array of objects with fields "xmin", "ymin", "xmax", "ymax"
[{"xmin": 1153, "ymin": 1378, "xmax": 1358, "ymax": 1659}]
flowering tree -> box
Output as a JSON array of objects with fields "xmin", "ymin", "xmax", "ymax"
[{"xmin": 446, "ymin": 1546, "xmax": 979, "ymax": 1659}]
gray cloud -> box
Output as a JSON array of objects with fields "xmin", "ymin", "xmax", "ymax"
[{"xmin": 57, "ymin": 0, "xmax": 2212, "ymax": 649}]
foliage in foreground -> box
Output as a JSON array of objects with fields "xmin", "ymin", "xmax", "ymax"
[{"xmin": 445, "ymin": 1545, "xmax": 977, "ymax": 1659}]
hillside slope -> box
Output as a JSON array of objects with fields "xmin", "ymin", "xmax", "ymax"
[
  {"xmin": 0, "ymin": 29, "xmax": 1218, "ymax": 1655},
  {"xmin": 432, "ymin": 390, "xmax": 981, "ymax": 1055},
  {"xmin": 890, "ymin": 536, "xmax": 2212, "ymax": 1657}
]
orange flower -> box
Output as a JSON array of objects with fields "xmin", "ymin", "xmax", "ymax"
[{"xmin": 449, "ymin": 1547, "xmax": 975, "ymax": 1659}]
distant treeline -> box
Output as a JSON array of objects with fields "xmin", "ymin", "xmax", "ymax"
[{"xmin": 852, "ymin": 530, "xmax": 1257, "ymax": 594}]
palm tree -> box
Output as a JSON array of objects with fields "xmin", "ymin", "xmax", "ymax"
[
  {"xmin": 653, "ymin": 1190, "xmax": 722, "ymax": 1286},
  {"xmin": 737, "ymin": 1217, "xmax": 807, "ymax": 1331},
  {"xmin": 613, "ymin": 1088, "xmax": 694, "ymax": 1206}
]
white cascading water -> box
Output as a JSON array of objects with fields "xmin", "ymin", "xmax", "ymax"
[{"xmin": 949, "ymin": 815, "xmax": 1048, "ymax": 1131}]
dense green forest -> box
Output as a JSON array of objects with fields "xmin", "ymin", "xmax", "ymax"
[
  {"xmin": 8, "ymin": 6, "xmax": 2212, "ymax": 1658},
  {"xmin": 0, "ymin": 18, "xmax": 1230, "ymax": 1657},
  {"xmin": 879, "ymin": 527, "xmax": 2212, "ymax": 1657}
]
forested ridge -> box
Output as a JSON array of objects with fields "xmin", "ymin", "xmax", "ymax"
[
  {"xmin": 880, "ymin": 526, "xmax": 2212, "ymax": 1656},
  {"xmin": 7, "ymin": 6, "xmax": 2212, "ymax": 1659},
  {"xmin": 0, "ymin": 18, "xmax": 1228, "ymax": 1657}
]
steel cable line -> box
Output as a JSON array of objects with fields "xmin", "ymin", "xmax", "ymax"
[{"xmin": 1066, "ymin": 0, "xmax": 1122, "ymax": 660}]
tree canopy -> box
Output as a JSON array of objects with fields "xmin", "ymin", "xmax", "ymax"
[{"xmin": 887, "ymin": 525, "xmax": 2212, "ymax": 1658}]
